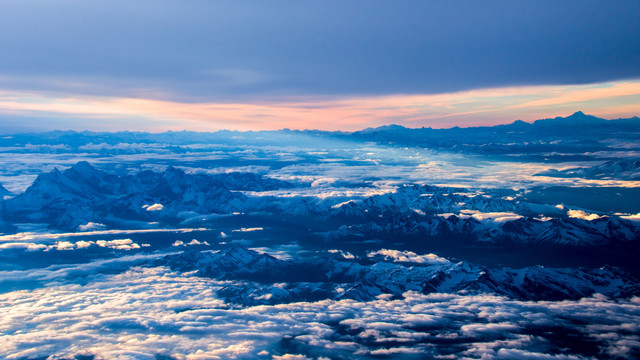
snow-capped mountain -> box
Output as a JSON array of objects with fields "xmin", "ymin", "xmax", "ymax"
[
  {"xmin": 1, "ymin": 162, "xmax": 292, "ymax": 229},
  {"xmin": 537, "ymin": 159, "xmax": 640, "ymax": 180},
  {"xmin": 2, "ymin": 165, "xmax": 638, "ymax": 250},
  {"xmin": 159, "ymin": 247, "xmax": 640, "ymax": 305},
  {"xmin": 307, "ymin": 184, "xmax": 640, "ymax": 247},
  {"xmin": 321, "ymin": 213, "xmax": 640, "ymax": 247}
]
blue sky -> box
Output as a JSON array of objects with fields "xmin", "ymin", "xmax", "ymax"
[{"xmin": 1, "ymin": 0, "xmax": 639, "ymax": 131}]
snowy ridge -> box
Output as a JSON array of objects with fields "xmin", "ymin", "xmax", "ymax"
[
  {"xmin": 537, "ymin": 159, "xmax": 640, "ymax": 180},
  {"xmin": 1, "ymin": 162, "xmax": 292, "ymax": 229},
  {"xmin": 323, "ymin": 213, "xmax": 640, "ymax": 247},
  {"xmin": 2, "ymin": 165, "xmax": 638, "ymax": 248},
  {"xmin": 159, "ymin": 247, "xmax": 640, "ymax": 305}
]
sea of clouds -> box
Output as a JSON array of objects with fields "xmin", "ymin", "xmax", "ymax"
[{"xmin": 1, "ymin": 266, "xmax": 638, "ymax": 359}]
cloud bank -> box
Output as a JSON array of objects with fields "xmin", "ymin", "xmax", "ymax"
[{"xmin": 0, "ymin": 267, "xmax": 638, "ymax": 359}]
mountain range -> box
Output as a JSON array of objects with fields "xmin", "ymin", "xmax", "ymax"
[
  {"xmin": 159, "ymin": 247, "xmax": 640, "ymax": 305},
  {"xmin": 1, "ymin": 112, "xmax": 638, "ymax": 159},
  {"xmin": 1, "ymin": 161, "xmax": 292, "ymax": 230}
]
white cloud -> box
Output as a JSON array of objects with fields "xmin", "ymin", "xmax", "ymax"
[
  {"xmin": 77, "ymin": 222, "xmax": 107, "ymax": 231},
  {"xmin": 567, "ymin": 209, "xmax": 601, "ymax": 221},
  {"xmin": 187, "ymin": 239, "xmax": 209, "ymax": 246},
  {"xmin": 96, "ymin": 238, "xmax": 140, "ymax": 250},
  {"xmin": 75, "ymin": 240, "xmax": 93, "ymax": 249},
  {"xmin": 619, "ymin": 213, "xmax": 640, "ymax": 222},
  {"xmin": 437, "ymin": 210, "xmax": 524, "ymax": 223},
  {"xmin": 271, "ymin": 355, "xmax": 312, "ymax": 360},
  {"xmin": 54, "ymin": 241, "xmax": 75, "ymax": 251},
  {"xmin": 0, "ymin": 228, "xmax": 210, "ymax": 242},
  {"xmin": 0, "ymin": 267, "xmax": 638, "ymax": 360},
  {"xmin": 232, "ymin": 227, "xmax": 264, "ymax": 232},
  {"xmin": 368, "ymin": 249, "xmax": 450, "ymax": 265},
  {"xmin": 0, "ymin": 242, "xmax": 47, "ymax": 251},
  {"xmin": 0, "ymin": 253, "xmax": 174, "ymax": 284},
  {"xmin": 145, "ymin": 203, "xmax": 164, "ymax": 211},
  {"xmin": 459, "ymin": 209, "xmax": 524, "ymax": 223}
]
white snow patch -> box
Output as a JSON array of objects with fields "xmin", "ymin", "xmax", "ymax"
[{"xmin": 332, "ymin": 200, "xmax": 357, "ymax": 209}]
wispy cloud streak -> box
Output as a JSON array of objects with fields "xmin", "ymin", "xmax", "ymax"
[{"xmin": 0, "ymin": 80, "xmax": 639, "ymax": 131}]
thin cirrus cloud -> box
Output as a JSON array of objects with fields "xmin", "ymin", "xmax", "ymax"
[{"xmin": 0, "ymin": 80, "xmax": 639, "ymax": 132}]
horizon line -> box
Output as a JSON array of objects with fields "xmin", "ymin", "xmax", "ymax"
[{"xmin": 2, "ymin": 110, "xmax": 639, "ymax": 136}]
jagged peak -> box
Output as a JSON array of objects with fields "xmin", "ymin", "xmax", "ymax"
[
  {"xmin": 223, "ymin": 246, "xmax": 258, "ymax": 256},
  {"xmin": 69, "ymin": 161, "xmax": 98, "ymax": 173},
  {"xmin": 62, "ymin": 161, "xmax": 108, "ymax": 179},
  {"xmin": 533, "ymin": 111, "xmax": 604, "ymax": 126},
  {"xmin": 163, "ymin": 166, "xmax": 186, "ymax": 176}
]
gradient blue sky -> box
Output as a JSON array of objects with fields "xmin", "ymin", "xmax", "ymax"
[{"xmin": 1, "ymin": 0, "xmax": 639, "ymax": 132}]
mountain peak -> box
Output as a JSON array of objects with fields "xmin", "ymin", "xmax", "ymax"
[
  {"xmin": 532, "ymin": 111, "xmax": 605, "ymax": 127},
  {"xmin": 72, "ymin": 161, "xmax": 96, "ymax": 172},
  {"xmin": 358, "ymin": 124, "xmax": 407, "ymax": 134},
  {"xmin": 63, "ymin": 161, "xmax": 105, "ymax": 179},
  {"xmin": 164, "ymin": 166, "xmax": 185, "ymax": 176},
  {"xmin": 564, "ymin": 111, "xmax": 600, "ymax": 121}
]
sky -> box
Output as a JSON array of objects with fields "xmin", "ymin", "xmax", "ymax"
[{"xmin": 0, "ymin": 0, "xmax": 639, "ymax": 132}]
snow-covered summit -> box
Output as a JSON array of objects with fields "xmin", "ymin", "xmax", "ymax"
[{"xmin": 159, "ymin": 247, "xmax": 640, "ymax": 305}]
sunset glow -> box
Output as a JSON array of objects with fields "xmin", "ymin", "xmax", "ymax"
[{"xmin": 1, "ymin": 80, "xmax": 639, "ymax": 132}]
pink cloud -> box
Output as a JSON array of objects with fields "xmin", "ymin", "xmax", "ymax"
[{"xmin": 0, "ymin": 80, "xmax": 639, "ymax": 131}]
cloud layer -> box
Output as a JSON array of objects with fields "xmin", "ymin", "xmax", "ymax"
[{"xmin": 0, "ymin": 267, "xmax": 638, "ymax": 359}]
